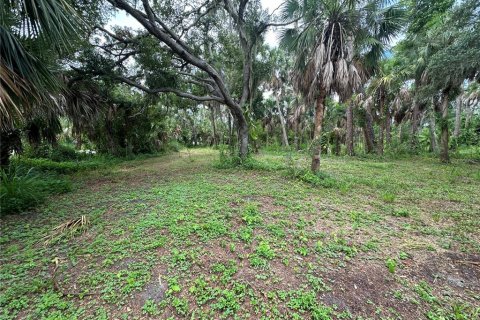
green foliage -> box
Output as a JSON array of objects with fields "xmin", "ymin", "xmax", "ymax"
[
  {"xmin": 392, "ymin": 208, "xmax": 410, "ymax": 217},
  {"xmin": 23, "ymin": 143, "xmax": 87, "ymax": 162},
  {"xmin": 255, "ymin": 241, "xmax": 275, "ymax": 260},
  {"xmin": 1, "ymin": 149, "xmax": 479, "ymax": 318},
  {"xmin": 288, "ymin": 167, "xmax": 338, "ymax": 188},
  {"xmin": 142, "ymin": 299, "xmax": 159, "ymax": 315},
  {"xmin": 0, "ymin": 165, "xmax": 71, "ymax": 215},
  {"xmin": 381, "ymin": 192, "xmax": 396, "ymax": 203},
  {"xmin": 214, "ymin": 148, "xmax": 285, "ymax": 171},
  {"xmin": 241, "ymin": 204, "xmax": 261, "ymax": 225},
  {"xmin": 415, "ymin": 281, "xmax": 437, "ymax": 304},
  {"xmin": 12, "ymin": 151, "xmax": 162, "ymax": 174},
  {"xmin": 316, "ymin": 236, "xmax": 357, "ymax": 259},
  {"xmin": 13, "ymin": 157, "xmax": 107, "ymax": 174},
  {"xmin": 385, "ymin": 258, "xmax": 397, "ymax": 274},
  {"xmin": 306, "ymin": 274, "xmax": 330, "ymax": 293},
  {"xmin": 171, "ymin": 297, "xmax": 189, "ymax": 316}
]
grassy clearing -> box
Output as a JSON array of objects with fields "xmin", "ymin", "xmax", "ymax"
[{"xmin": 1, "ymin": 149, "xmax": 479, "ymax": 319}]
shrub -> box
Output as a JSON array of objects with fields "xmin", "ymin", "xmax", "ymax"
[
  {"xmin": 166, "ymin": 140, "xmax": 183, "ymax": 152},
  {"xmin": 23, "ymin": 143, "xmax": 88, "ymax": 162},
  {"xmin": 214, "ymin": 149, "xmax": 243, "ymax": 169},
  {"xmin": 0, "ymin": 165, "xmax": 72, "ymax": 216},
  {"xmin": 12, "ymin": 158, "xmax": 102, "ymax": 174},
  {"xmin": 214, "ymin": 149, "xmax": 285, "ymax": 171},
  {"xmin": 50, "ymin": 145, "xmax": 86, "ymax": 161},
  {"xmin": 287, "ymin": 167, "xmax": 338, "ymax": 188}
]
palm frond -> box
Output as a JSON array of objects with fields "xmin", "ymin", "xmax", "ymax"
[{"xmin": 4, "ymin": 0, "xmax": 84, "ymax": 51}]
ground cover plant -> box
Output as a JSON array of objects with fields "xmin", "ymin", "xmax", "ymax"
[
  {"xmin": 1, "ymin": 149, "xmax": 479, "ymax": 319},
  {"xmin": 1, "ymin": 0, "xmax": 480, "ymax": 318}
]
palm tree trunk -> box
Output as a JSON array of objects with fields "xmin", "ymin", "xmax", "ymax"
[
  {"xmin": 377, "ymin": 89, "xmax": 385, "ymax": 155},
  {"xmin": 346, "ymin": 102, "xmax": 354, "ymax": 156},
  {"xmin": 411, "ymin": 98, "xmax": 420, "ymax": 151},
  {"xmin": 453, "ymin": 95, "xmax": 462, "ymax": 139},
  {"xmin": 276, "ymin": 95, "xmax": 289, "ymax": 147},
  {"xmin": 428, "ymin": 110, "xmax": 437, "ymax": 153},
  {"xmin": 294, "ymin": 119, "xmax": 299, "ymax": 150},
  {"xmin": 363, "ymin": 105, "xmax": 376, "ymax": 153},
  {"xmin": 293, "ymin": 98, "xmax": 300, "ymax": 150},
  {"xmin": 334, "ymin": 129, "xmax": 341, "ymax": 156},
  {"xmin": 75, "ymin": 133, "xmax": 82, "ymax": 150},
  {"xmin": 385, "ymin": 107, "xmax": 392, "ymax": 145},
  {"xmin": 440, "ymin": 92, "xmax": 450, "ymax": 163},
  {"xmin": 311, "ymin": 91, "xmax": 326, "ymax": 173},
  {"xmin": 465, "ymin": 100, "xmax": 474, "ymax": 129}
]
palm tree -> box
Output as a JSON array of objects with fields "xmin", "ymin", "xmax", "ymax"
[
  {"xmin": 367, "ymin": 61, "xmax": 405, "ymax": 154},
  {"xmin": 281, "ymin": 0, "xmax": 404, "ymax": 172},
  {"xmin": 0, "ymin": 0, "xmax": 83, "ymax": 165}
]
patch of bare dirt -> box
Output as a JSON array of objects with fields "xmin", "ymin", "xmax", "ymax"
[
  {"xmin": 401, "ymin": 251, "xmax": 480, "ymax": 303},
  {"xmin": 321, "ymin": 261, "xmax": 423, "ymax": 319}
]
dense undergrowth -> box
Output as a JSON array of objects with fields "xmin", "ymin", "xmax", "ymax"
[
  {"xmin": 0, "ymin": 144, "xmax": 177, "ymax": 216},
  {"xmin": 0, "ymin": 166, "xmax": 72, "ymax": 215}
]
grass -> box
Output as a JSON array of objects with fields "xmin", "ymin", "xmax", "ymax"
[
  {"xmin": 1, "ymin": 148, "xmax": 479, "ymax": 319},
  {"xmin": 0, "ymin": 165, "xmax": 72, "ymax": 215}
]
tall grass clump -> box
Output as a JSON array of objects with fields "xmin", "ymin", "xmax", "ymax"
[{"xmin": 0, "ymin": 165, "xmax": 72, "ymax": 216}]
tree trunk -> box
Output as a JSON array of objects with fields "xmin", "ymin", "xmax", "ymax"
[
  {"xmin": 265, "ymin": 122, "xmax": 269, "ymax": 147},
  {"xmin": 428, "ymin": 107, "xmax": 438, "ymax": 153},
  {"xmin": 311, "ymin": 91, "xmax": 326, "ymax": 173},
  {"xmin": 440, "ymin": 92, "xmax": 450, "ymax": 163},
  {"xmin": 465, "ymin": 99, "xmax": 475, "ymax": 129},
  {"xmin": 398, "ymin": 123, "xmax": 402, "ymax": 142},
  {"xmin": 363, "ymin": 104, "xmax": 376, "ymax": 153},
  {"xmin": 227, "ymin": 111, "xmax": 233, "ymax": 146},
  {"xmin": 294, "ymin": 117, "xmax": 300, "ymax": 151},
  {"xmin": 75, "ymin": 134, "xmax": 82, "ymax": 150},
  {"xmin": 293, "ymin": 98, "xmax": 299, "ymax": 150},
  {"xmin": 385, "ymin": 106, "xmax": 392, "ymax": 145},
  {"xmin": 346, "ymin": 101, "xmax": 354, "ymax": 156},
  {"xmin": 377, "ymin": 89, "xmax": 385, "ymax": 155},
  {"xmin": 334, "ymin": 129, "xmax": 341, "ymax": 156},
  {"xmin": 238, "ymin": 119, "xmax": 249, "ymax": 159},
  {"xmin": 453, "ymin": 95, "xmax": 462, "ymax": 139},
  {"xmin": 276, "ymin": 96, "xmax": 289, "ymax": 147},
  {"xmin": 411, "ymin": 98, "xmax": 420, "ymax": 151},
  {"xmin": 209, "ymin": 103, "xmax": 218, "ymax": 146},
  {"xmin": 225, "ymin": 101, "xmax": 249, "ymax": 159}
]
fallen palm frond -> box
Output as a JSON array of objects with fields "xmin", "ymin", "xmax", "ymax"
[{"xmin": 43, "ymin": 215, "xmax": 90, "ymax": 245}]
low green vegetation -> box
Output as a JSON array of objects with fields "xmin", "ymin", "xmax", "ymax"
[
  {"xmin": 0, "ymin": 165, "xmax": 71, "ymax": 215},
  {"xmin": 1, "ymin": 0, "xmax": 479, "ymax": 318},
  {"xmin": 1, "ymin": 149, "xmax": 479, "ymax": 319}
]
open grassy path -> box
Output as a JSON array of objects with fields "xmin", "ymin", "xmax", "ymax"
[{"xmin": 1, "ymin": 149, "xmax": 479, "ymax": 319}]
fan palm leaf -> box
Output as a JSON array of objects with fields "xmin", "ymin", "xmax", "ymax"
[
  {"xmin": 281, "ymin": 0, "xmax": 405, "ymax": 102},
  {"xmin": 0, "ymin": 0, "xmax": 84, "ymax": 130}
]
